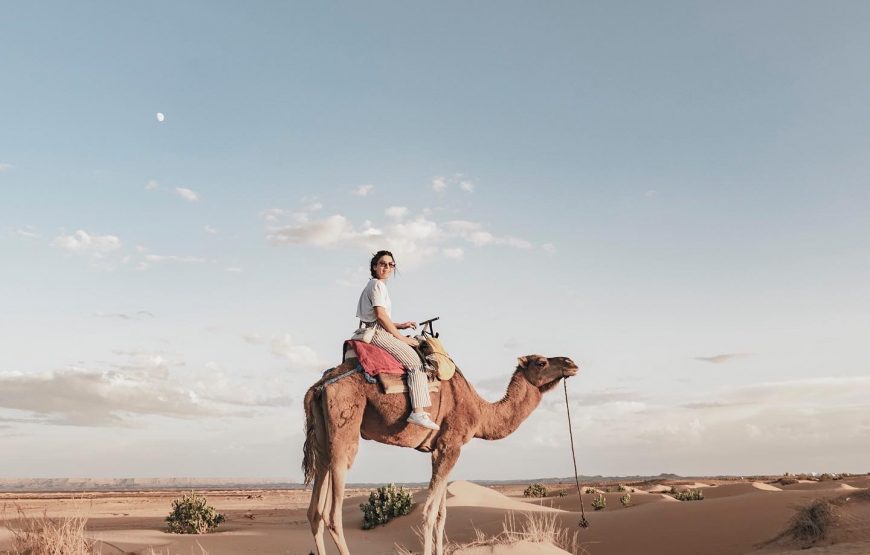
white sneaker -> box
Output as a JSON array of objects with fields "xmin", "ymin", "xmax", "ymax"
[{"xmin": 407, "ymin": 411, "xmax": 440, "ymax": 431}]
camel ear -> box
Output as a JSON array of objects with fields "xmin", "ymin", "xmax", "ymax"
[{"xmin": 517, "ymin": 356, "xmax": 529, "ymax": 368}]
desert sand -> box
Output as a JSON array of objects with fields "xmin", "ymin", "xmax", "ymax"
[{"xmin": 1, "ymin": 477, "xmax": 869, "ymax": 555}]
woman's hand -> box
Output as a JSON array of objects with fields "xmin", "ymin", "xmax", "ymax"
[{"xmin": 397, "ymin": 321, "xmax": 417, "ymax": 330}]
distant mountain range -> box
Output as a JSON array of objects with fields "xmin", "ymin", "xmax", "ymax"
[
  {"xmin": 0, "ymin": 477, "xmax": 301, "ymax": 492},
  {"xmin": 1, "ymin": 473, "xmax": 747, "ymax": 493}
]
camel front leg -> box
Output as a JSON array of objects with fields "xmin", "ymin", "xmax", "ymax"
[
  {"xmin": 435, "ymin": 486, "xmax": 448, "ymax": 555},
  {"xmin": 423, "ymin": 445, "xmax": 460, "ymax": 555}
]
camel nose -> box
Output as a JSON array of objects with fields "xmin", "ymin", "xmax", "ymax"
[{"xmin": 559, "ymin": 357, "xmax": 579, "ymax": 376}]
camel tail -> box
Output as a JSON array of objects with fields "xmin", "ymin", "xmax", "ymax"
[{"xmin": 302, "ymin": 387, "xmax": 322, "ymax": 486}]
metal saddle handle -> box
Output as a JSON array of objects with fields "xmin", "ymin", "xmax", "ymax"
[{"xmin": 418, "ymin": 316, "xmax": 440, "ymax": 338}]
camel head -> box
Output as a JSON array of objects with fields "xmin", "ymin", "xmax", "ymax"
[{"xmin": 516, "ymin": 355, "xmax": 579, "ymax": 392}]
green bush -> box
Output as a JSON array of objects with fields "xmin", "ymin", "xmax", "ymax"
[
  {"xmin": 523, "ymin": 483, "xmax": 548, "ymax": 498},
  {"xmin": 584, "ymin": 488, "xmax": 596, "ymax": 494},
  {"xmin": 166, "ymin": 492, "xmax": 225, "ymax": 534},
  {"xmin": 617, "ymin": 484, "xmax": 627, "ymax": 492},
  {"xmin": 672, "ymin": 489, "xmax": 705, "ymax": 502},
  {"xmin": 591, "ymin": 493, "xmax": 606, "ymax": 511},
  {"xmin": 620, "ymin": 493, "xmax": 631, "ymax": 507},
  {"xmin": 360, "ymin": 484, "xmax": 413, "ymax": 530}
]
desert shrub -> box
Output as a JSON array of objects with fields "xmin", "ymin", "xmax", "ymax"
[
  {"xmin": 166, "ymin": 492, "xmax": 225, "ymax": 534},
  {"xmin": 617, "ymin": 484, "xmax": 627, "ymax": 492},
  {"xmin": 523, "ymin": 483, "xmax": 548, "ymax": 498},
  {"xmin": 557, "ymin": 491, "xmax": 568, "ymax": 497},
  {"xmin": 360, "ymin": 483, "xmax": 413, "ymax": 530},
  {"xmin": 818, "ymin": 473, "xmax": 834, "ymax": 481},
  {"xmin": 591, "ymin": 494, "xmax": 606, "ymax": 511},
  {"xmin": 620, "ymin": 493, "xmax": 631, "ymax": 507},
  {"xmin": 783, "ymin": 498, "xmax": 836, "ymax": 547},
  {"xmin": 584, "ymin": 488, "xmax": 595, "ymax": 494},
  {"xmin": 777, "ymin": 477, "xmax": 798, "ymax": 486},
  {"xmin": 672, "ymin": 489, "xmax": 704, "ymax": 501}
]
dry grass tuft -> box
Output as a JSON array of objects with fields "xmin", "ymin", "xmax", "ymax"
[
  {"xmin": 4, "ymin": 506, "xmax": 96, "ymax": 555},
  {"xmin": 394, "ymin": 512, "xmax": 589, "ymax": 555}
]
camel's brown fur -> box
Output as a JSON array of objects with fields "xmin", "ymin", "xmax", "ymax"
[{"xmin": 302, "ymin": 354, "xmax": 579, "ymax": 555}]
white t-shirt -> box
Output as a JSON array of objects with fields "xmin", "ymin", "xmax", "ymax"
[{"xmin": 356, "ymin": 278, "xmax": 391, "ymax": 323}]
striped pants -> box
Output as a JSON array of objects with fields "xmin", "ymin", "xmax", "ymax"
[{"xmin": 370, "ymin": 325, "xmax": 431, "ymax": 409}]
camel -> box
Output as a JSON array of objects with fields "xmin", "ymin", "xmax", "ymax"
[{"xmin": 302, "ymin": 353, "xmax": 579, "ymax": 555}]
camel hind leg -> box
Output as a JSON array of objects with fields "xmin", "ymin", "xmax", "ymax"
[
  {"xmin": 307, "ymin": 466, "xmax": 331, "ymax": 555},
  {"xmin": 305, "ymin": 388, "xmax": 335, "ymax": 555},
  {"xmin": 322, "ymin": 383, "xmax": 365, "ymax": 555}
]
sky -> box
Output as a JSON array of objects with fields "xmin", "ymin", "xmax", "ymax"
[{"xmin": 1, "ymin": 1, "xmax": 869, "ymax": 483}]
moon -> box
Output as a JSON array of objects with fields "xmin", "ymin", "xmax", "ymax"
[{"xmin": 156, "ymin": 112, "xmax": 165, "ymax": 123}]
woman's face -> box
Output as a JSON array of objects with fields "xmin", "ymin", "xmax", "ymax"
[{"xmin": 373, "ymin": 255, "xmax": 395, "ymax": 280}]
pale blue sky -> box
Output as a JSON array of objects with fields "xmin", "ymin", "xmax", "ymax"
[{"xmin": 1, "ymin": 2, "xmax": 869, "ymax": 480}]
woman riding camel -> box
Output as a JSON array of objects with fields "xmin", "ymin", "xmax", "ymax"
[{"xmin": 356, "ymin": 250, "xmax": 440, "ymax": 431}]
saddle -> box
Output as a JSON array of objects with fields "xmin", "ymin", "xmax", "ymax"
[
  {"xmin": 343, "ymin": 342, "xmax": 440, "ymax": 395},
  {"xmin": 342, "ymin": 317, "xmax": 455, "ymax": 395}
]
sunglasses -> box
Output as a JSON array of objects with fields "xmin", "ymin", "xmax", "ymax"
[{"xmin": 377, "ymin": 262, "xmax": 396, "ymax": 268}]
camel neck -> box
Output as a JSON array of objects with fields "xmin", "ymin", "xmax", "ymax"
[{"xmin": 475, "ymin": 370, "xmax": 543, "ymax": 440}]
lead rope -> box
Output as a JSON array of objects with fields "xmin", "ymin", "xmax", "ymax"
[{"xmin": 564, "ymin": 378, "xmax": 589, "ymax": 528}]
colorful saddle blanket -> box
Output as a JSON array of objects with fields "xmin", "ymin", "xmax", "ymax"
[{"xmin": 343, "ymin": 341, "xmax": 439, "ymax": 395}]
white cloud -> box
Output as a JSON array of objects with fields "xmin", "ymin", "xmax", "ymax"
[
  {"xmin": 92, "ymin": 311, "xmax": 154, "ymax": 320},
  {"xmin": 443, "ymin": 247, "xmax": 464, "ymax": 259},
  {"xmin": 430, "ymin": 174, "xmax": 477, "ymax": 194},
  {"xmin": 174, "ymin": 187, "xmax": 199, "ymax": 202},
  {"xmin": 353, "ymin": 185, "xmax": 374, "ymax": 196},
  {"xmin": 52, "ymin": 230, "xmax": 122, "ymax": 257},
  {"xmin": 694, "ymin": 353, "xmax": 751, "ymax": 364},
  {"xmin": 145, "ymin": 179, "xmax": 160, "ymax": 191},
  {"xmin": 542, "ymin": 243, "xmax": 556, "ymax": 254},
  {"xmin": 143, "ymin": 254, "xmax": 207, "ymax": 264},
  {"xmin": 385, "ymin": 206, "xmax": 408, "ymax": 220},
  {"xmin": 265, "ymin": 211, "xmax": 533, "ymax": 267},
  {"xmin": 645, "ymin": 190, "xmax": 658, "ymax": 198},
  {"xmin": 204, "ymin": 225, "xmax": 218, "ymax": 234},
  {"xmin": 0, "ymin": 363, "xmax": 223, "ymax": 427},
  {"xmin": 502, "ymin": 236, "xmax": 532, "ymax": 249},
  {"xmin": 0, "ymin": 163, "xmax": 14, "ymax": 172},
  {"xmin": 267, "ymin": 214, "xmax": 355, "ymax": 247},
  {"xmin": 444, "ymin": 220, "xmax": 531, "ymax": 249},
  {"xmin": 260, "ymin": 208, "xmax": 286, "ymax": 222},
  {"xmin": 225, "ymin": 267, "xmax": 243, "ymax": 273},
  {"xmin": 269, "ymin": 334, "xmax": 323, "ymax": 371},
  {"xmin": 16, "ymin": 228, "xmax": 40, "ymax": 239}
]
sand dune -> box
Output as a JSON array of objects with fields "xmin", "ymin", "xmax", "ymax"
[
  {"xmin": 443, "ymin": 480, "xmax": 564, "ymax": 512},
  {"xmin": 455, "ymin": 540, "xmax": 572, "ymax": 554},
  {"xmin": 1, "ymin": 479, "xmax": 868, "ymax": 555},
  {"xmin": 645, "ymin": 484, "xmax": 673, "ymax": 493},
  {"xmin": 753, "ymin": 482, "xmax": 783, "ymax": 491}
]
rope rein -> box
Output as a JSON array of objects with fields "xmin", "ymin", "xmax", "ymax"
[{"xmin": 563, "ymin": 378, "xmax": 589, "ymax": 528}]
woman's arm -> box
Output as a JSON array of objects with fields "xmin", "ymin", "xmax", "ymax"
[{"xmin": 374, "ymin": 306, "xmax": 418, "ymax": 346}]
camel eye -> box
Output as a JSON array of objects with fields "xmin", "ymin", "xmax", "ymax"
[{"xmin": 536, "ymin": 360, "xmax": 547, "ymax": 367}]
